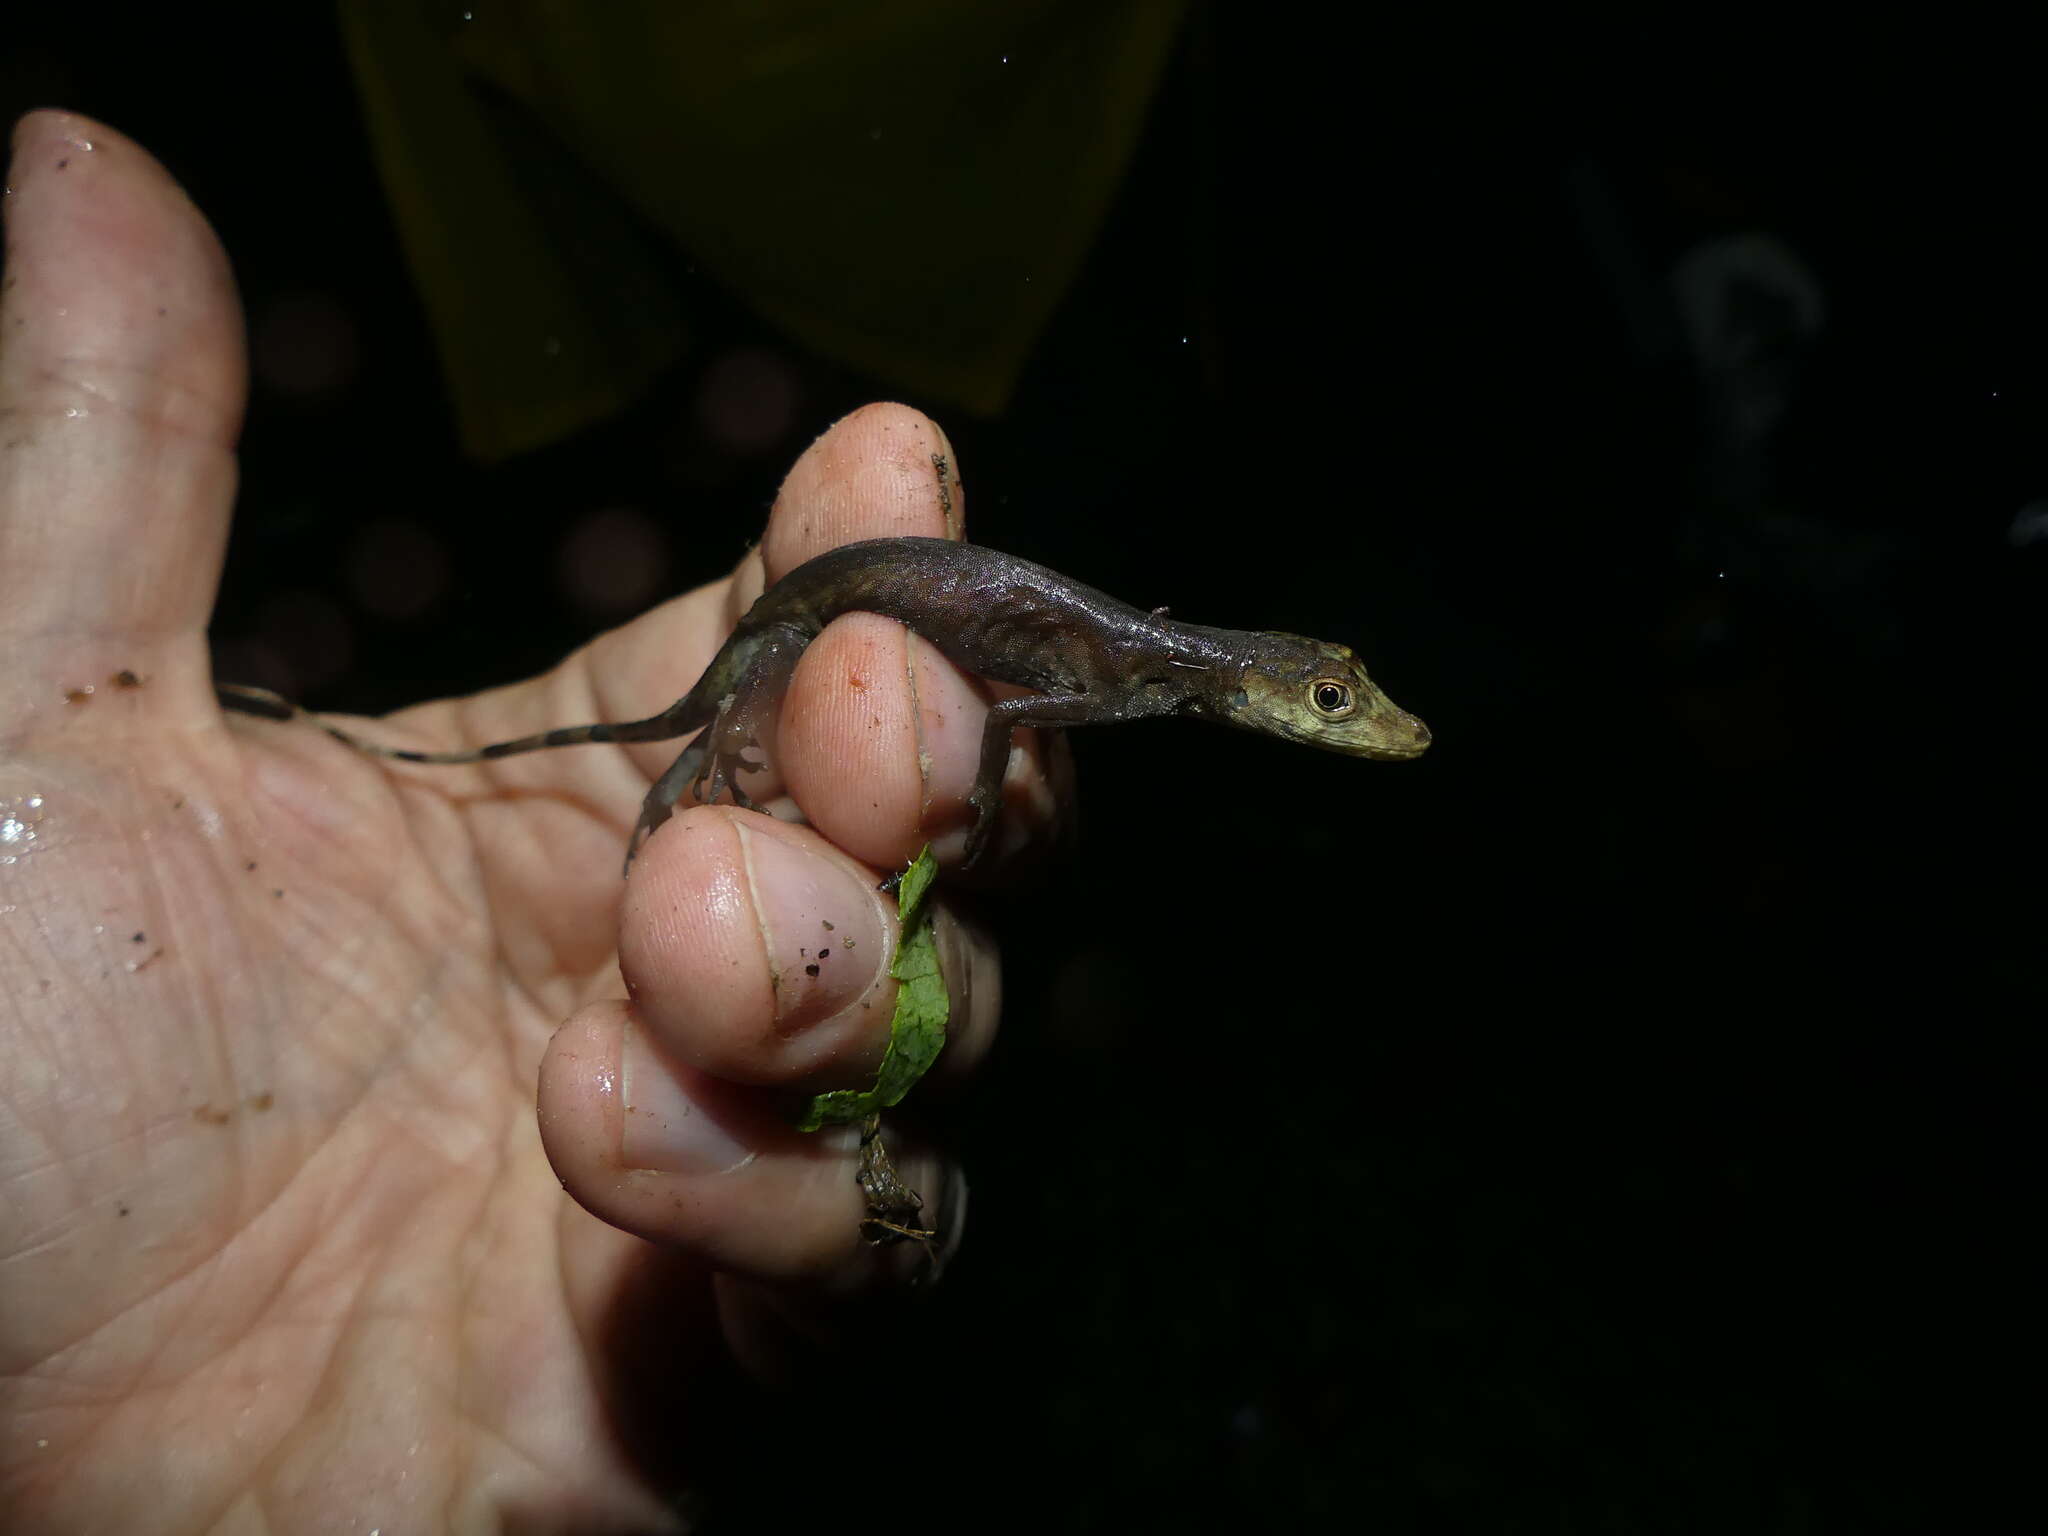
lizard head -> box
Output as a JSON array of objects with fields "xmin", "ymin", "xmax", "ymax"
[{"xmin": 1224, "ymin": 635, "xmax": 1432, "ymax": 761}]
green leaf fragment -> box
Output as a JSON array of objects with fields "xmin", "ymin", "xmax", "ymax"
[{"xmin": 793, "ymin": 845, "xmax": 947, "ymax": 1131}]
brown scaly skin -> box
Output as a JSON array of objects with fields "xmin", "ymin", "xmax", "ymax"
[{"xmin": 220, "ymin": 536, "xmax": 1431, "ymax": 868}]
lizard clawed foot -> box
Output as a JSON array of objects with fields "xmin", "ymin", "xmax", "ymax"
[
  {"xmin": 624, "ymin": 799, "xmax": 671, "ymax": 873},
  {"xmin": 628, "ymin": 736, "xmax": 776, "ymax": 873},
  {"xmin": 689, "ymin": 750, "xmax": 761, "ymax": 814},
  {"xmin": 689, "ymin": 734, "xmax": 772, "ymax": 815}
]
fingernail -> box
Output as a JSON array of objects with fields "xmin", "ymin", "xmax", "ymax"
[
  {"xmin": 927, "ymin": 420, "xmax": 962, "ymax": 538},
  {"xmin": 619, "ymin": 1024, "xmax": 754, "ymax": 1174},
  {"xmin": 934, "ymin": 1164, "xmax": 970, "ymax": 1259},
  {"xmin": 895, "ymin": 1159, "xmax": 968, "ymax": 1283},
  {"xmin": 920, "ymin": 1158, "xmax": 968, "ymax": 1237},
  {"xmin": 736, "ymin": 822, "xmax": 887, "ymax": 1034}
]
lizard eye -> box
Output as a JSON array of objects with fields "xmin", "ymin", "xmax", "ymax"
[{"xmin": 1310, "ymin": 679, "xmax": 1355, "ymax": 717}]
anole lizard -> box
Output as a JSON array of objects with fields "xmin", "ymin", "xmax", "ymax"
[{"xmin": 217, "ymin": 535, "xmax": 1431, "ymax": 870}]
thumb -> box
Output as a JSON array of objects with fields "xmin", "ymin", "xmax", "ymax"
[{"xmin": 0, "ymin": 110, "xmax": 245, "ymax": 728}]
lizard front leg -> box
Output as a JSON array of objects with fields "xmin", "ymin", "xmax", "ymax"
[{"xmin": 960, "ymin": 692, "xmax": 1107, "ymax": 870}]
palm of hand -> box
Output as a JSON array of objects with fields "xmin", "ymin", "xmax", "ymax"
[{"xmin": 8, "ymin": 703, "xmax": 676, "ymax": 1527}]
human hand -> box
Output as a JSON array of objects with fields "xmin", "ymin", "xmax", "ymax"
[{"xmin": 0, "ymin": 111, "xmax": 1042, "ymax": 1531}]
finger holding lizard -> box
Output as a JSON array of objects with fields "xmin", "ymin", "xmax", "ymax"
[{"xmin": 538, "ymin": 407, "xmax": 1022, "ymax": 1289}]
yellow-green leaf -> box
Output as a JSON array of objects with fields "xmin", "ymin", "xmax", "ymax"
[{"xmin": 794, "ymin": 845, "xmax": 946, "ymax": 1131}]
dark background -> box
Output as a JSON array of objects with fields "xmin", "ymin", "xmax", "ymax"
[{"xmin": 6, "ymin": 5, "xmax": 2033, "ymax": 1530}]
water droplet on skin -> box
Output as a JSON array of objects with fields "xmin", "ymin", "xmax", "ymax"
[{"xmin": 2, "ymin": 795, "xmax": 44, "ymax": 854}]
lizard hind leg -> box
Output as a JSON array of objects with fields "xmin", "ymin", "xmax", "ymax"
[
  {"xmin": 625, "ymin": 624, "xmax": 809, "ymax": 870},
  {"xmin": 627, "ymin": 739, "xmax": 709, "ymax": 869}
]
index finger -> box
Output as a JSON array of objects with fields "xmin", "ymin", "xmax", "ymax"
[{"xmin": 759, "ymin": 407, "xmax": 1059, "ymax": 872}]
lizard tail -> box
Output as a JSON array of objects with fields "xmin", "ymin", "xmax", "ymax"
[{"xmin": 212, "ymin": 682, "xmax": 707, "ymax": 763}]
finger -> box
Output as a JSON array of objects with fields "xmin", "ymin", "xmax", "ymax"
[
  {"xmin": 617, "ymin": 806, "xmax": 997, "ymax": 1089},
  {"xmin": 541, "ymin": 796, "xmax": 995, "ymax": 1287},
  {"xmin": 781, "ymin": 620, "xmax": 1064, "ymax": 871},
  {"xmin": 0, "ymin": 111, "xmax": 244, "ymax": 725},
  {"xmin": 757, "ymin": 399, "xmax": 965, "ymax": 574},
  {"xmin": 532, "ymin": 933, "xmax": 987, "ymax": 1294},
  {"xmin": 539, "ymin": 999, "xmax": 965, "ymax": 1284},
  {"xmin": 751, "ymin": 403, "xmax": 1062, "ymax": 870}
]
